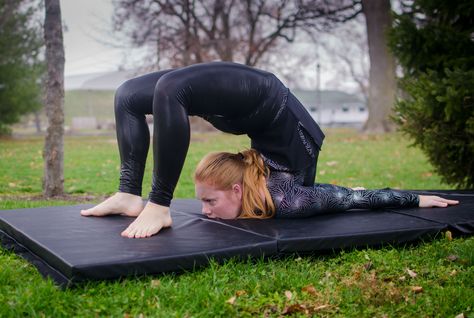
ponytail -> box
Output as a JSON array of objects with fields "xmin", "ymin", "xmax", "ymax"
[
  {"xmin": 239, "ymin": 149, "xmax": 275, "ymax": 218},
  {"xmin": 194, "ymin": 149, "xmax": 275, "ymax": 219}
]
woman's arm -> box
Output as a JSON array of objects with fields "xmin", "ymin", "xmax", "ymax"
[
  {"xmin": 268, "ymin": 172, "xmax": 458, "ymax": 218},
  {"xmin": 351, "ymin": 187, "xmax": 460, "ymax": 208}
]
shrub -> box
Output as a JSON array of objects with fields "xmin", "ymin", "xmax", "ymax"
[{"xmin": 389, "ymin": 0, "xmax": 474, "ymax": 188}]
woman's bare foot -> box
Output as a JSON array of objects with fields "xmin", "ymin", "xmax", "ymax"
[
  {"xmin": 121, "ymin": 202, "xmax": 173, "ymax": 238},
  {"xmin": 80, "ymin": 192, "xmax": 144, "ymax": 217}
]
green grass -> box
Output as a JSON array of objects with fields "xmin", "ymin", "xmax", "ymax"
[{"xmin": 0, "ymin": 129, "xmax": 473, "ymax": 317}]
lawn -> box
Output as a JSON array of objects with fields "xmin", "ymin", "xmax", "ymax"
[{"xmin": 0, "ymin": 128, "xmax": 473, "ymax": 317}]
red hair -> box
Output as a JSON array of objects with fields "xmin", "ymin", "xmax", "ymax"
[{"xmin": 194, "ymin": 149, "xmax": 275, "ymax": 219}]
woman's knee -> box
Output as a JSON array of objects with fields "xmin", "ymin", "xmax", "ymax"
[
  {"xmin": 114, "ymin": 79, "xmax": 137, "ymax": 112},
  {"xmin": 152, "ymin": 72, "xmax": 177, "ymax": 100}
]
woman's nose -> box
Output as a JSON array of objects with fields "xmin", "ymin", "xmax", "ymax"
[{"xmin": 202, "ymin": 205, "xmax": 211, "ymax": 215}]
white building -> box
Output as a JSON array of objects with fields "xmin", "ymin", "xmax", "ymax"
[{"xmin": 292, "ymin": 89, "xmax": 368, "ymax": 127}]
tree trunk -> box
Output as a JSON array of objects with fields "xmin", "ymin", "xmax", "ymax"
[
  {"xmin": 43, "ymin": 0, "xmax": 65, "ymax": 197},
  {"xmin": 361, "ymin": 0, "xmax": 396, "ymax": 133}
]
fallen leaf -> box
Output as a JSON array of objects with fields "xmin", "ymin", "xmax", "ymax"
[
  {"xmin": 398, "ymin": 276, "xmax": 406, "ymax": 281},
  {"xmin": 150, "ymin": 279, "xmax": 160, "ymax": 288},
  {"xmin": 314, "ymin": 304, "xmax": 330, "ymax": 311},
  {"xmin": 450, "ymin": 270, "xmax": 458, "ymax": 276},
  {"xmin": 282, "ymin": 303, "xmax": 307, "ymax": 315},
  {"xmin": 411, "ymin": 286, "xmax": 423, "ymax": 293},
  {"xmin": 319, "ymin": 170, "xmax": 326, "ymax": 175},
  {"xmin": 284, "ymin": 290, "xmax": 293, "ymax": 300},
  {"xmin": 226, "ymin": 296, "xmax": 236, "ymax": 305},
  {"xmin": 445, "ymin": 231, "xmax": 453, "ymax": 241},
  {"xmin": 406, "ymin": 268, "xmax": 417, "ymax": 278},
  {"xmin": 454, "ymin": 313, "xmax": 465, "ymax": 318},
  {"xmin": 235, "ymin": 290, "xmax": 246, "ymax": 297},
  {"xmin": 447, "ymin": 254, "xmax": 459, "ymax": 262},
  {"xmin": 301, "ymin": 285, "xmax": 319, "ymax": 296},
  {"xmin": 326, "ymin": 161, "xmax": 338, "ymax": 166}
]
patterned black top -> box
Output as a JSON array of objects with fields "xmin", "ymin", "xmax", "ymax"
[{"xmin": 266, "ymin": 170, "xmax": 420, "ymax": 218}]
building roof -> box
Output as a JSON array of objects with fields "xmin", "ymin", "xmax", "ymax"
[
  {"xmin": 65, "ymin": 70, "xmax": 139, "ymax": 90},
  {"xmin": 292, "ymin": 89, "xmax": 364, "ymax": 108}
]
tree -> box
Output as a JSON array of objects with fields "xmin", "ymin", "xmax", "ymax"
[
  {"xmin": 0, "ymin": 0, "xmax": 43, "ymax": 136},
  {"xmin": 361, "ymin": 0, "xmax": 397, "ymax": 133},
  {"xmin": 43, "ymin": 0, "xmax": 65, "ymax": 197},
  {"xmin": 111, "ymin": 0, "xmax": 357, "ymax": 68},
  {"xmin": 388, "ymin": 0, "xmax": 474, "ymax": 188}
]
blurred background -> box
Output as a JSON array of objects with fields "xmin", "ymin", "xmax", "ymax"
[{"xmin": 8, "ymin": 0, "xmax": 374, "ymax": 136}]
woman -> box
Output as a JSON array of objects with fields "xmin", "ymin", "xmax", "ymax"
[
  {"xmin": 194, "ymin": 149, "xmax": 458, "ymax": 219},
  {"xmin": 80, "ymin": 62, "xmax": 459, "ymax": 238}
]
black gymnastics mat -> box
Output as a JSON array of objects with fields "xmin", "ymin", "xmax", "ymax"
[{"xmin": 0, "ymin": 189, "xmax": 473, "ymax": 287}]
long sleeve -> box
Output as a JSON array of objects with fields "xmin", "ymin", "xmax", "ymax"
[{"xmin": 267, "ymin": 171, "xmax": 420, "ymax": 218}]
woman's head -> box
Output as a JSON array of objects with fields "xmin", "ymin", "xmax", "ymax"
[{"xmin": 194, "ymin": 149, "xmax": 275, "ymax": 219}]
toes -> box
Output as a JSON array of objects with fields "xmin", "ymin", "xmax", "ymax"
[
  {"xmin": 121, "ymin": 225, "xmax": 135, "ymax": 238},
  {"xmin": 137, "ymin": 228, "xmax": 147, "ymax": 238},
  {"xmin": 80, "ymin": 209, "xmax": 92, "ymax": 216}
]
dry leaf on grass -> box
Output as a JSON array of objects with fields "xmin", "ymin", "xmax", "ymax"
[
  {"xmin": 284, "ymin": 290, "xmax": 293, "ymax": 300},
  {"xmin": 301, "ymin": 285, "xmax": 319, "ymax": 296},
  {"xmin": 406, "ymin": 268, "xmax": 417, "ymax": 278},
  {"xmin": 447, "ymin": 254, "xmax": 459, "ymax": 262},
  {"xmin": 411, "ymin": 286, "xmax": 423, "ymax": 293},
  {"xmin": 454, "ymin": 313, "xmax": 465, "ymax": 318},
  {"xmin": 235, "ymin": 290, "xmax": 246, "ymax": 296},
  {"xmin": 226, "ymin": 296, "xmax": 236, "ymax": 305},
  {"xmin": 282, "ymin": 303, "xmax": 308, "ymax": 315},
  {"xmin": 150, "ymin": 279, "xmax": 160, "ymax": 288}
]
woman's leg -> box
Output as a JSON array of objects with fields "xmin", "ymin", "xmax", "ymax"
[
  {"xmin": 81, "ymin": 71, "xmax": 172, "ymax": 217},
  {"xmin": 115, "ymin": 73, "xmax": 159, "ymax": 196}
]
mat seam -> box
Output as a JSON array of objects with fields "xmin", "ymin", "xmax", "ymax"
[
  {"xmin": 385, "ymin": 208, "xmax": 450, "ymax": 227},
  {"xmin": 197, "ymin": 217, "xmax": 279, "ymax": 240}
]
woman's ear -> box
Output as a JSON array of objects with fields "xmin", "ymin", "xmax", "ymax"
[{"xmin": 232, "ymin": 183, "xmax": 243, "ymax": 199}]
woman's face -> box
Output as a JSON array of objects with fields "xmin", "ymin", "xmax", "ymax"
[{"xmin": 195, "ymin": 182, "xmax": 242, "ymax": 219}]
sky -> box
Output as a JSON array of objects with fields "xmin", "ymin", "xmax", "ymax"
[
  {"xmin": 60, "ymin": 0, "xmax": 363, "ymax": 93},
  {"xmin": 61, "ymin": 0, "xmax": 146, "ymax": 76}
]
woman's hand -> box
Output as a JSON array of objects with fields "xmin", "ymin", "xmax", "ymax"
[{"xmin": 418, "ymin": 195, "xmax": 459, "ymax": 208}]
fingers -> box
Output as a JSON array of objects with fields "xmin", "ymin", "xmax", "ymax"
[
  {"xmin": 434, "ymin": 201, "xmax": 448, "ymax": 207},
  {"xmin": 434, "ymin": 196, "xmax": 459, "ymax": 205},
  {"xmin": 419, "ymin": 195, "xmax": 460, "ymax": 208}
]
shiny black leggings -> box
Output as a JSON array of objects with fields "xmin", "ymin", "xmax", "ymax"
[{"xmin": 114, "ymin": 70, "xmax": 173, "ymax": 200}]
